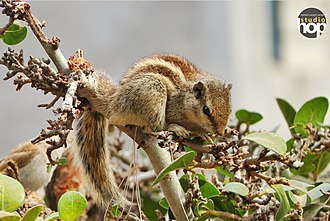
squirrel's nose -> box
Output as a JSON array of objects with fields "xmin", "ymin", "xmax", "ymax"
[{"xmin": 215, "ymin": 126, "xmax": 225, "ymax": 136}]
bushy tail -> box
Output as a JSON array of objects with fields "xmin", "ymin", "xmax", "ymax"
[{"xmin": 72, "ymin": 110, "xmax": 128, "ymax": 207}]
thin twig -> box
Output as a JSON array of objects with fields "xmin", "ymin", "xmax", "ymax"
[{"xmin": 0, "ymin": 16, "xmax": 14, "ymax": 35}]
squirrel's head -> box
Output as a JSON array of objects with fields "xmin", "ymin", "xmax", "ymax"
[{"xmin": 185, "ymin": 78, "xmax": 232, "ymax": 135}]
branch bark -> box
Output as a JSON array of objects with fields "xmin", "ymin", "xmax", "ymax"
[
  {"xmin": 118, "ymin": 126, "xmax": 192, "ymax": 221},
  {"xmin": 22, "ymin": 3, "xmax": 70, "ymax": 75}
]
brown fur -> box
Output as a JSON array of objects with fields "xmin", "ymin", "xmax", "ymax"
[
  {"xmin": 73, "ymin": 110, "xmax": 128, "ymax": 206},
  {"xmin": 112, "ymin": 54, "xmax": 231, "ymax": 134},
  {"xmin": 75, "ymin": 54, "xmax": 232, "ymax": 207}
]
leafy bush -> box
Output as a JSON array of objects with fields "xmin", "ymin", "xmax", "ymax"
[
  {"xmin": 0, "ymin": 174, "xmax": 87, "ymax": 221},
  {"xmin": 133, "ymin": 96, "xmax": 330, "ymax": 221},
  {"xmin": 1, "ymin": 8, "xmax": 330, "ymax": 220}
]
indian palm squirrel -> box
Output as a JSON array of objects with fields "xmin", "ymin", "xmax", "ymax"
[{"xmin": 72, "ymin": 54, "xmax": 232, "ymax": 207}]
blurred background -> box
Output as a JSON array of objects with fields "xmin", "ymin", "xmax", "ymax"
[{"xmin": 0, "ymin": 1, "xmax": 330, "ymax": 158}]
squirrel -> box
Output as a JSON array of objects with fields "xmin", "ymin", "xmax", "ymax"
[
  {"xmin": 72, "ymin": 54, "xmax": 232, "ymax": 207},
  {"xmin": 0, "ymin": 138, "xmax": 64, "ymax": 191}
]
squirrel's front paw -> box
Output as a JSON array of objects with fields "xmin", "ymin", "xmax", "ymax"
[
  {"xmin": 167, "ymin": 124, "xmax": 191, "ymax": 138},
  {"xmin": 200, "ymin": 134, "xmax": 214, "ymax": 144}
]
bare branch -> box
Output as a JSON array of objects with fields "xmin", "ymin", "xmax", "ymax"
[{"xmin": 1, "ymin": 2, "xmax": 192, "ymax": 219}]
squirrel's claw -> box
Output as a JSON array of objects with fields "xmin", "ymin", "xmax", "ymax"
[
  {"xmin": 200, "ymin": 134, "xmax": 214, "ymax": 144},
  {"xmin": 167, "ymin": 124, "xmax": 191, "ymax": 138}
]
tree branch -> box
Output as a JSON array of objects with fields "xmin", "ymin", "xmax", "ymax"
[
  {"xmin": 117, "ymin": 126, "xmax": 192, "ymax": 221},
  {"xmin": 0, "ymin": 15, "xmax": 14, "ymax": 35},
  {"xmin": 22, "ymin": 3, "xmax": 70, "ymax": 74},
  {"xmin": 0, "ymin": 1, "xmax": 192, "ymax": 219}
]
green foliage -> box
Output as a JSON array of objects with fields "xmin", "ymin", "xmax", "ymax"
[
  {"xmin": 159, "ymin": 198, "xmax": 169, "ymax": 210},
  {"xmin": 222, "ymin": 182, "xmax": 249, "ymax": 196},
  {"xmin": 141, "ymin": 195, "xmax": 167, "ymax": 220},
  {"xmin": 276, "ymin": 98, "xmax": 296, "ymax": 136},
  {"xmin": 303, "ymin": 203, "xmax": 330, "ymax": 221},
  {"xmin": 151, "ymin": 151, "xmax": 196, "ymax": 187},
  {"xmin": 294, "ymin": 97, "xmax": 328, "ymax": 137},
  {"xmin": 216, "ymin": 165, "xmax": 234, "ymax": 180},
  {"xmin": 44, "ymin": 212, "xmax": 59, "ymax": 221},
  {"xmin": 2, "ymin": 95, "xmax": 330, "ymax": 220},
  {"xmin": 306, "ymin": 183, "xmax": 330, "ymax": 202},
  {"xmin": 21, "ymin": 205, "xmax": 43, "ymax": 221},
  {"xmin": 0, "ymin": 211, "xmax": 21, "ymax": 221},
  {"xmin": 236, "ymin": 109, "xmax": 263, "ymax": 126},
  {"xmin": 272, "ymin": 184, "xmax": 291, "ymax": 221},
  {"xmin": 242, "ymin": 131, "xmax": 287, "ymax": 155},
  {"xmin": 57, "ymin": 191, "xmax": 87, "ymax": 221},
  {"xmin": 277, "ymin": 97, "xmax": 329, "ymax": 137},
  {"xmin": 111, "ymin": 204, "xmax": 121, "ymax": 217},
  {"xmin": 288, "ymin": 179, "xmax": 312, "ymax": 193},
  {"xmin": 0, "ymin": 176, "xmax": 85, "ymax": 220},
  {"xmin": 180, "ymin": 174, "xmax": 220, "ymax": 198},
  {"xmin": 193, "ymin": 199, "xmax": 214, "ymax": 216},
  {"xmin": 54, "ymin": 157, "xmax": 67, "ymax": 166},
  {"xmin": 0, "ymin": 22, "xmax": 27, "ymax": 45},
  {"xmin": 0, "ymin": 174, "xmax": 25, "ymax": 212},
  {"xmin": 290, "ymin": 152, "xmax": 330, "ymax": 179}
]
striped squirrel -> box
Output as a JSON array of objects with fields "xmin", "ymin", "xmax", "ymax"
[
  {"xmin": 0, "ymin": 139, "xmax": 64, "ymax": 191},
  {"xmin": 73, "ymin": 54, "xmax": 232, "ymax": 207}
]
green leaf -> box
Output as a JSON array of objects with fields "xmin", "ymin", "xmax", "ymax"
[
  {"xmin": 0, "ymin": 174, "xmax": 25, "ymax": 212},
  {"xmin": 216, "ymin": 166, "xmax": 234, "ymax": 179},
  {"xmin": 242, "ymin": 132, "xmax": 287, "ymax": 155},
  {"xmin": 179, "ymin": 174, "xmax": 220, "ymax": 198},
  {"xmin": 211, "ymin": 196, "xmax": 236, "ymax": 213},
  {"xmin": 151, "ymin": 151, "xmax": 196, "ymax": 187},
  {"xmin": 276, "ymin": 98, "xmax": 296, "ymax": 136},
  {"xmin": 196, "ymin": 213, "xmax": 217, "ymax": 221},
  {"xmin": 294, "ymin": 97, "xmax": 329, "ymax": 137},
  {"xmin": 316, "ymin": 151, "xmax": 330, "ymax": 176},
  {"xmin": 179, "ymin": 173, "xmax": 205, "ymax": 192},
  {"xmin": 46, "ymin": 165, "xmax": 52, "ymax": 173},
  {"xmin": 54, "ymin": 157, "xmax": 67, "ymax": 166},
  {"xmin": 0, "ymin": 211, "xmax": 21, "ymax": 221},
  {"xmin": 198, "ymin": 176, "xmax": 220, "ymax": 199},
  {"xmin": 290, "ymin": 153, "xmax": 317, "ymax": 176},
  {"xmin": 58, "ymin": 191, "xmax": 87, "ymax": 221},
  {"xmin": 44, "ymin": 212, "xmax": 59, "ymax": 221},
  {"xmin": 303, "ymin": 203, "xmax": 330, "ymax": 221},
  {"xmin": 199, "ymin": 199, "xmax": 214, "ymax": 215},
  {"xmin": 7, "ymin": 23, "xmax": 21, "ymax": 31},
  {"xmin": 21, "ymin": 205, "xmax": 44, "ymax": 221},
  {"xmin": 288, "ymin": 180, "xmax": 313, "ymax": 193},
  {"xmin": 159, "ymin": 198, "xmax": 169, "ymax": 210},
  {"xmin": 1, "ymin": 22, "xmax": 28, "ymax": 45},
  {"xmin": 193, "ymin": 199, "xmax": 214, "ymax": 216},
  {"xmin": 142, "ymin": 193, "xmax": 167, "ymax": 221},
  {"xmin": 272, "ymin": 184, "xmax": 291, "ymax": 221},
  {"xmin": 291, "ymin": 151, "xmax": 330, "ymax": 179},
  {"xmin": 307, "ymin": 183, "xmax": 330, "ymax": 202},
  {"xmin": 200, "ymin": 183, "xmax": 220, "ymax": 199},
  {"xmin": 111, "ymin": 204, "xmax": 121, "ymax": 217},
  {"xmin": 236, "ymin": 109, "xmax": 263, "ymax": 126},
  {"xmin": 287, "ymin": 191, "xmax": 297, "ymax": 206},
  {"xmin": 179, "ymin": 174, "xmax": 190, "ymax": 192},
  {"xmin": 222, "ymin": 182, "xmax": 249, "ymax": 196},
  {"xmin": 286, "ymin": 138, "xmax": 294, "ymax": 152}
]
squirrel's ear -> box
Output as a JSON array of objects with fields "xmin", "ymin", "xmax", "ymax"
[
  {"xmin": 226, "ymin": 83, "xmax": 232, "ymax": 90},
  {"xmin": 193, "ymin": 81, "xmax": 205, "ymax": 99}
]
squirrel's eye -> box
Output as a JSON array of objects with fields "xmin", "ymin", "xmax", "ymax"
[{"xmin": 203, "ymin": 106, "xmax": 211, "ymax": 116}]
